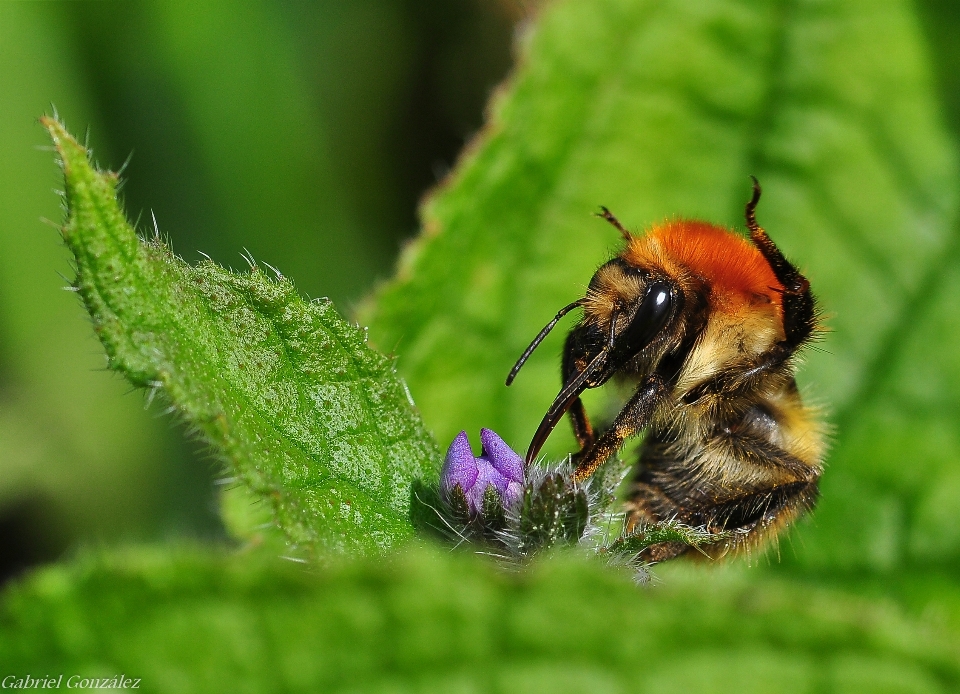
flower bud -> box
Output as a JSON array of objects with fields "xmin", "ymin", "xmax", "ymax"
[{"xmin": 440, "ymin": 429, "xmax": 524, "ymax": 516}]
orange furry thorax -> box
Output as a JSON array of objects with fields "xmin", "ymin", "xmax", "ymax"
[{"xmin": 623, "ymin": 220, "xmax": 783, "ymax": 311}]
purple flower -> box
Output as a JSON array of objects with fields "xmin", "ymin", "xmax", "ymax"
[{"xmin": 440, "ymin": 429, "xmax": 525, "ymax": 515}]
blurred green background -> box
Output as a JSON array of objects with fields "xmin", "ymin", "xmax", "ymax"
[
  {"xmin": 5, "ymin": 0, "xmax": 960, "ymax": 688},
  {"xmin": 0, "ymin": 0, "xmax": 518, "ymax": 581},
  {"xmin": 4, "ymin": 0, "xmax": 960, "ymax": 584}
]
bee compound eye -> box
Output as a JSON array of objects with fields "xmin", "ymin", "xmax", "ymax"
[{"xmin": 616, "ymin": 280, "xmax": 675, "ymax": 356}]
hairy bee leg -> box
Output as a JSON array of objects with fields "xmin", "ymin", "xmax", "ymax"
[
  {"xmin": 630, "ymin": 431, "xmax": 820, "ymax": 551},
  {"xmin": 696, "ymin": 430, "xmax": 821, "ymax": 525},
  {"xmin": 721, "ymin": 430, "xmax": 822, "ymax": 484},
  {"xmin": 568, "ymin": 396, "xmax": 595, "ymax": 451},
  {"xmin": 680, "ymin": 185, "xmax": 819, "ymax": 404},
  {"xmin": 707, "ymin": 480, "xmax": 819, "ymax": 529},
  {"xmin": 622, "ymin": 491, "xmax": 695, "ymax": 563},
  {"xmin": 712, "ymin": 434, "xmax": 821, "ymax": 540},
  {"xmin": 572, "ymin": 375, "xmax": 667, "ymax": 483},
  {"xmin": 561, "ymin": 326, "xmax": 598, "ymax": 454},
  {"xmin": 745, "ymin": 177, "xmax": 816, "ymax": 350},
  {"xmin": 634, "ymin": 482, "xmax": 819, "ymax": 564},
  {"xmin": 683, "ymin": 239, "xmax": 815, "ymax": 396}
]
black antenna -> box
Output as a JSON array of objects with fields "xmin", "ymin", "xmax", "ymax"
[
  {"xmin": 597, "ymin": 206, "xmax": 633, "ymax": 241},
  {"xmin": 505, "ymin": 299, "xmax": 583, "ymax": 386}
]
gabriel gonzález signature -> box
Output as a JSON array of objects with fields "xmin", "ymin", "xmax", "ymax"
[{"xmin": 2, "ymin": 674, "xmax": 141, "ymax": 689}]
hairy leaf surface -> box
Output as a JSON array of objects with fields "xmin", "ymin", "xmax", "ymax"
[
  {"xmin": 43, "ymin": 118, "xmax": 439, "ymax": 555},
  {"xmin": 3, "ymin": 547, "xmax": 959, "ymax": 692}
]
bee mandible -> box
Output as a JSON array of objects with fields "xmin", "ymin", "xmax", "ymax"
[{"xmin": 506, "ymin": 179, "xmax": 824, "ymax": 559}]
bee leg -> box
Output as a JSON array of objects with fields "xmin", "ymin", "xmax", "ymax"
[
  {"xmin": 713, "ymin": 480, "xmax": 819, "ymax": 530},
  {"xmin": 682, "ymin": 190, "xmax": 818, "ymax": 403},
  {"xmin": 706, "ymin": 250, "xmax": 815, "ymax": 394},
  {"xmin": 688, "ymin": 476, "xmax": 820, "ymax": 559},
  {"xmin": 709, "ymin": 221, "xmax": 818, "ymax": 395},
  {"xmin": 562, "ymin": 327, "xmax": 598, "ymax": 456},
  {"xmin": 745, "ymin": 178, "xmax": 817, "ymax": 351},
  {"xmin": 622, "ymin": 494, "xmax": 694, "ymax": 562},
  {"xmin": 722, "ymin": 432, "xmax": 822, "ymax": 486},
  {"xmin": 572, "ymin": 374, "xmax": 667, "ymax": 483},
  {"xmin": 693, "ymin": 433, "xmax": 821, "ymax": 529},
  {"xmin": 707, "ymin": 436, "xmax": 821, "ymax": 540},
  {"xmin": 567, "ymin": 396, "xmax": 595, "ymax": 452},
  {"xmin": 629, "ymin": 430, "xmax": 820, "ymax": 558}
]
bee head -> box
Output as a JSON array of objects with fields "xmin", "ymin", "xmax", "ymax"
[
  {"xmin": 581, "ymin": 257, "xmax": 684, "ymax": 377},
  {"xmin": 509, "ymin": 254, "xmax": 691, "ymax": 465},
  {"xmin": 508, "ymin": 209, "xmax": 785, "ymax": 465}
]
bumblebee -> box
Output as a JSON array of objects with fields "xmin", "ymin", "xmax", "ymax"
[{"xmin": 506, "ymin": 179, "xmax": 824, "ymax": 560}]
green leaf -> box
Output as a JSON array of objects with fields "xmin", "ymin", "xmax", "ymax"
[
  {"xmin": 4, "ymin": 547, "xmax": 959, "ymax": 692},
  {"xmin": 42, "ymin": 118, "xmax": 440, "ymax": 556},
  {"xmin": 794, "ymin": 0, "xmax": 960, "ymax": 576},
  {"xmin": 366, "ymin": 0, "xmax": 959, "ymax": 573}
]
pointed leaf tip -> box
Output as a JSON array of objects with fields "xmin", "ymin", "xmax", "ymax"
[{"xmin": 42, "ymin": 120, "xmax": 441, "ymax": 557}]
